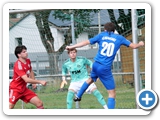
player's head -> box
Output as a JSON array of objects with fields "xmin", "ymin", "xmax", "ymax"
[
  {"xmin": 15, "ymin": 45, "xmax": 28, "ymax": 59},
  {"xmin": 104, "ymin": 22, "xmax": 116, "ymax": 33},
  {"xmin": 68, "ymin": 48, "xmax": 77, "ymax": 59}
]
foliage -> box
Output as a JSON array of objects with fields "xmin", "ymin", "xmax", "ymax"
[
  {"xmin": 53, "ymin": 9, "xmax": 100, "ymax": 38},
  {"xmin": 34, "ymin": 9, "xmax": 99, "ymax": 74},
  {"xmin": 33, "ymin": 9, "xmax": 145, "ymax": 75}
]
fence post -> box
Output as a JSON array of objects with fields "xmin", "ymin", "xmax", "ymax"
[{"xmin": 36, "ymin": 56, "xmax": 39, "ymax": 76}]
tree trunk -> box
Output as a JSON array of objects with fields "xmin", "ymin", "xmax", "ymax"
[
  {"xmin": 48, "ymin": 53, "xmax": 59, "ymax": 74},
  {"xmin": 34, "ymin": 11, "xmax": 72, "ymax": 74}
]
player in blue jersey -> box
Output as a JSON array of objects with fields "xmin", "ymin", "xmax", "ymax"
[
  {"xmin": 62, "ymin": 48, "xmax": 108, "ymax": 109},
  {"xmin": 66, "ymin": 22, "xmax": 144, "ymax": 109}
]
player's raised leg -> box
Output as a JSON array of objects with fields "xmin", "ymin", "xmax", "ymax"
[{"xmin": 74, "ymin": 78, "xmax": 93, "ymax": 101}]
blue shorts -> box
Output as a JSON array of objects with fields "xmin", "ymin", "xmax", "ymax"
[{"xmin": 90, "ymin": 61, "xmax": 115, "ymax": 90}]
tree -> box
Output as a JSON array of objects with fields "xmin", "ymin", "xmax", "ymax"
[
  {"xmin": 53, "ymin": 9, "xmax": 100, "ymax": 38},
  {"xmin": 34, "ymin": 9, "xmax": 99, "ymax": 75},
  {"xmin": 108, "ymin": 9, "xmax": 145, "ymax": 35},
  {"xmin": 34, "ymin": 9, "xmax": 145, "ymax": 75}
]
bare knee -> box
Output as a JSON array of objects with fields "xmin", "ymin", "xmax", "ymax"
[
  {"xmin": 108, "ymin": 89, "xmax": 116, "ymax": 98},
  {"xmin": 36, "ymin": 100, "xmax": 43, "ymax": 107},
  {"xmin": 30, "ymin": 96, "xmax": 43, "ymax": 107},
  {"xmin": 86, "ymin": 78, "xmax": 94, "ymax": 84},
  {"xmin": 9, "ymin": 104, "xmax": 15, "ymax": 109}
]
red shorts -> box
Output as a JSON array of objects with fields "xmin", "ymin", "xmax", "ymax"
[{"xmin": 9, "ymin": 88, "xmax": 37, "ymax": 104}]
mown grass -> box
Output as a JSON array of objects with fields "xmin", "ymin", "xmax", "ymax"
[{"xmin": 14, "ymin": 78, "xmax": 136, "ymax": 109}]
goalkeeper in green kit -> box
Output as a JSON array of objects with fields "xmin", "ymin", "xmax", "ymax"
[{"xmin": 61, "ymin": 48, "xmax": 108, "ymax": 109}]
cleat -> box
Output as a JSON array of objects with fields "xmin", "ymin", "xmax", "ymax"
[{"xmin": 73, "ymin": 97, "xmax": 81, "ymax": 102}]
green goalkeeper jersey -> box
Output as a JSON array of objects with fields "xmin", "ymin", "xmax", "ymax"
[{"xmin": 62, "ymin": 56, "xmax": 93, "ymax": 82}]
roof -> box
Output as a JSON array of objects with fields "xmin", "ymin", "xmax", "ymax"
[
  {"xmin": 9, "ymin": 18, "xmax": 21, "ymax": 28},
  {"xmin": 9, "ymin": 14, "xmax": 30, "ymax": 30}
]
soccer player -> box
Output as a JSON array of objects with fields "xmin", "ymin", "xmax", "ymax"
[
  {"xmin": 62, "ymin": 48, "xmax": 108, "ymax": 109},
  {"xmin": 9, "ymin": 45, "xmax": 47, "ymax": 109},
  {"xmin": 66, "ymin": 22, "xmax": 144, "ymax": 109}
]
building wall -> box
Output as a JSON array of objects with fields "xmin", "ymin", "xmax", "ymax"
[
  {"xmin": 76, "ymin": 32, "xmax": 90, "ymax": 50},
  {"xmin": 9, "ymin": 14, "xmax": 123, "ymax": 75},
  {"xmin": 9, "ymin": 14, "xmax": 93, "ymax": 55},
  {"xmin": 9, "ymin": 14, "xmax": 46, "ymax": 53},
  {"xmin": 9, "ymin": 14, "xmax": 97, "ymax": 73}
]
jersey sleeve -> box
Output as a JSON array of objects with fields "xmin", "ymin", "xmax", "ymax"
[
  {"xmin": 28, "ymin": 59, "xmax": 32, "ymax": 70},
  {"xmin": 121, "ymin": 36, "xmax": 131, "ymax": 47},
  {"xmin": 89, "ymin": 34, "xmax": 101, "ymax": 45},
  {"xmin": 62, "ymin": 64, "xmax": 67, "ymax": 76},
  {"xmin": 14, "ymin": 62, "xmax": 26, "ymax": 77}
]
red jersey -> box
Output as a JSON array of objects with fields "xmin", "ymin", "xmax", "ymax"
[{"xmin": 9, "ymin": 59, "xmax": 32, "ymax": 93}]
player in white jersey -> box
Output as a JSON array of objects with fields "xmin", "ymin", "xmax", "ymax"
[{"xmin": 62, "ymin": 48, "xmax": 108, "ymax": 109}]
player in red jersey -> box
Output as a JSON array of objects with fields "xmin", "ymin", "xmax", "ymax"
[{"xmin": 9, "ymin": 45, "xmax": 47, "ymax": 109}]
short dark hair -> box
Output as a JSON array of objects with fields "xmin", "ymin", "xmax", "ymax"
[
  {"xmin": 14, "ymin": 45, "xmax": 27, "ymax": 58},
  {"xmin": 67, "ymin": 48, "xmax": 77, "ymax": 54},
  {"xmin": 104, "ymin": 22, "xmax": 116, "ymax": 33}
]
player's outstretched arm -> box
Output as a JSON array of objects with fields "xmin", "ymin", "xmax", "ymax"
[
  {"xmin": 129, "ymin": 41, "xmax": 144, "ymax": 49},
  {"xmin": 66, "ymin": 40, "xmax": 90, "ymax": 50},
  {"xmin": 21, "ymin": 75, "xmax": 47, "ymax": 86}
]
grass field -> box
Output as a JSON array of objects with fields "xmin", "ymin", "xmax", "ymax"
[{"xmin": 13, "ymin": 78, "xmax": 137, "ymax": 109}]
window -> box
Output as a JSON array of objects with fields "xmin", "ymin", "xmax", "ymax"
[{"xmin": 15, "ymin": 37, "xmax": 22, "ymax": 46}]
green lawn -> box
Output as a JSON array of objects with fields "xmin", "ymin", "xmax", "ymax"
[{"xmin": 14, "ymin": 79, "xmax": 136, "ymax": 109}]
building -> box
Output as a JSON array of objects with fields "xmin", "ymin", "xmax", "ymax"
[
  {"xmin": 9, "ymin": 10, "xmax": 121, "ymax": 72},
  {"xmin": 9, "ymin": 9, "xmax": 145, "ymax": 81}
]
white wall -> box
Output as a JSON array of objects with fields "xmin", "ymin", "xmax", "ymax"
[
  {"xmin": 76, "ymin": 32, "xmax": 91, "ymax": 50},
  {"xmin": 50, "ymin": 27, "xmax": 65, "ymax": 51},
  {"xmin": 31, "ymin": 61, "xmax": 49, "ymax": 70},
  {"xmin": 9, "ymin": 14, "xmax": 99, "ymax": 55},
  {"xmin": 9, "ymin": 14, "xmax": 46, "ymax": 53}
]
